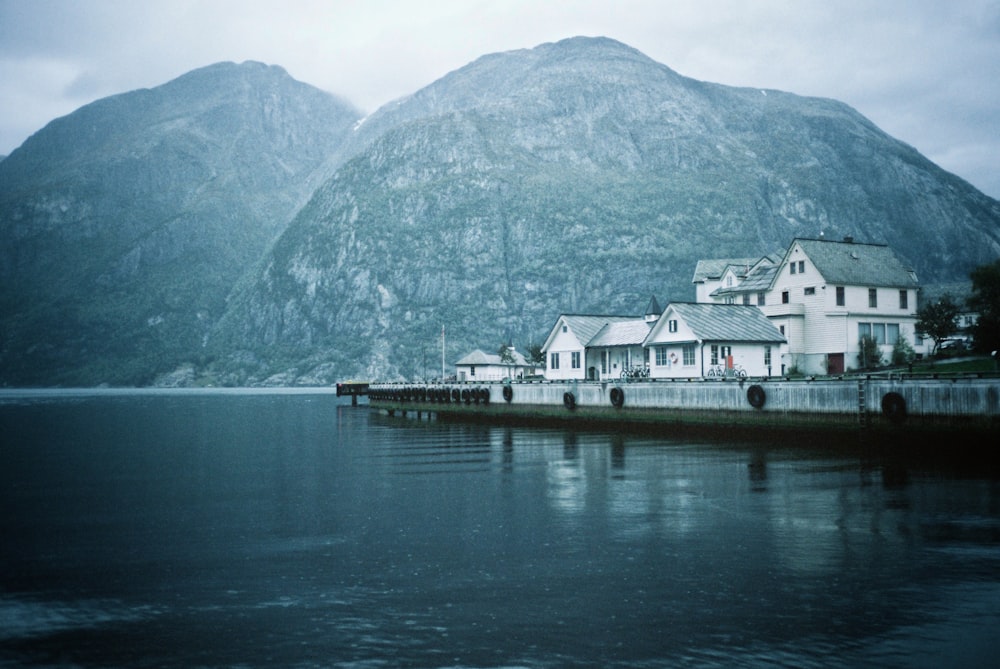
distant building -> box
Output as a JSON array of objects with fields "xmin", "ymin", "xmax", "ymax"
[{"xmin": 455, "ymin": 347, "xmax": 533, "ymax": 381}]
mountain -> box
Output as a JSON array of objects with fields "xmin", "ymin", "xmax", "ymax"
[
  {"xmin": 0, "ymin": 62, "xmax": 361, "ymax": 385},
  {"xmin": 2, "ymin": 37, "xmax": 998, "ymax": 387},
  {"xmin": 209, "ymin": 37, "xmax": 1000, "ymax": 384}
]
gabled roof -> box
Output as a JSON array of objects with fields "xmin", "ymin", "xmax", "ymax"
[
  {"xmin": 650, "ymin": 303, "xmax": 786, "ymax": 344},
  {"xmin": 692, "ymin": 257, "xmax": 760, "ymax": 283},
  {"xmin": 791, "ymin": 238, "xmax": 918, "ymax": 288},
  {"xmin": 711, "ymin": 263, "xmax": 780, "ymax": 296},
  {"xmin": 455, "ymin": 348, "xmax": 528, "ymax": 366},
  {"xmin": 589, "ymin": 319, "xmax": 653, "ymax": 347},
  {"xmin": 564, "ymin": 314, "xmax": 632, "ymax": 341}
]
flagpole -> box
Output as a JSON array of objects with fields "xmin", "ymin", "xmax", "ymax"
[{"xmin": 441, "ymin": 325, "xmax": 445, "ymax": 381}]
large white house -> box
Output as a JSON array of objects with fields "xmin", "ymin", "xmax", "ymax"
[{"xmin": 698, "ymin": 236, "xmax": 924, "ymax": 374}]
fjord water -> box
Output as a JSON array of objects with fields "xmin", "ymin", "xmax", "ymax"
[{"xmin": 2, "ymin": 390, "xmax": 998, "ymax": 668}]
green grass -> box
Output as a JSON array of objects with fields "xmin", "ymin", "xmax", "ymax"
[{"xmin": 910, "ymin": 356, "xmax": 997, "ymax": 374}]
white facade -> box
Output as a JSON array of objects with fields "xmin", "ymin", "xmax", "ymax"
[
  {"xmin": 644, "ymin": 304, "xmax": 784, "ymax": 379},
  {"xmin": 542, "ymin": 319, "xmax": 588, "ymax": 381},
  {"xmin": 697, "ymin": 238, "xmax": 925, "ymax": 376},
  {"xmin": 765, "ymin": 240, "xmax": 922, "ymax": 374}
]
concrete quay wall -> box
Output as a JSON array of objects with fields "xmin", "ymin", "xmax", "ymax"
[{"xmin": 369, "ymin": 376, "xmax": 1000, "ymax": 434}]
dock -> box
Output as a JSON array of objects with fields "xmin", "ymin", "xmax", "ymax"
[{"xmin": 365, "ymin": 375, "xmax": 1000, "ymax": 441}]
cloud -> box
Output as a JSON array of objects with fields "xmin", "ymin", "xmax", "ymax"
[{"xmin": 0, "ymin": 0, "xmax": 997, "ymax": 198}]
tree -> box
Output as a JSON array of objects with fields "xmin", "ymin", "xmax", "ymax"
[
  {"xmin": 857, "ymin": 334, "xmax": 883, "ymax": 369},
  {"xmin": 968, "ymin": 259, "xmax": 1000, "ymax": 354},
  {"xmin": 526, "ymin": 342, "xmax": 546, "ymax": 369},
  {"xmin": 891, "ymin": 336, "xmax": 916, "ymax": 367},
  {"xmin": 916, "ymin": 294, "xmax": 960, "ymax": 355},
  {"xmin": 498, "ymin": 342, "xmax": 515, "ymax": 379}
]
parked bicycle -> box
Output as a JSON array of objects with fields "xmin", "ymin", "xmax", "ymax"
[
  {"xmin": 707, "ymin": 364, "xmax": 747, "ymax": 379},
  {"xmin": 620, "ymin": 365, "xmax": 650, "ymax": 381}
]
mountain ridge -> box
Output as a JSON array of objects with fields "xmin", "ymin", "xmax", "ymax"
[{"xmin": 1, "ymin": 36, "xmax": 997, "ymax": 386}]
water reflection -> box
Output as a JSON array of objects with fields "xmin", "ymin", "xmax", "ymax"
[{"xmin": 3, "ymin": 396, "xmax": 998, "ymax": 668}]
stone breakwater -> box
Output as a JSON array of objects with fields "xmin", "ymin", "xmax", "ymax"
[{"xmin": 368, "ymin": 376, "xmax": 1000, "ymax": 436}]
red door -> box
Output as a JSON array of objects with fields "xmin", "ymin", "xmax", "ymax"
[{"xmin": 828, "ymin": 353, "xmax": 844, "ymax": 374}]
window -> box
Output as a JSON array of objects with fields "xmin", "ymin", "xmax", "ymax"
[
  {"xmin": 757, "ymin": 292, "xmax": 766, "ymax": 306},
  {"xmin": 710, "ymin": 345, "xmax": 719, "ymax": 365},
  {"xmin": 798, "ymin": 261, "xmax": 805, "ymax": 273},
  {"xmin": 804, "ymin": 287, "xmax": 815, "ymax": 296},
  {"xmin": 656, "ymin": 346, "xmax": 668, "ymax": 366},
  {"xmin": 601, "ymin": 351, "xmax": 607, "ymax": 374},
  {"xmin": 726, "ymin": 275, "xmax": 734, "ymax": 287},
  {"xmin": 859, "ymin": 322, "xmax": 902, "ymax": 344},
  {"xmin": 868, "ymin": 288, "xmax": 878, "ymax": 308},
  {"xmin": 561, "ymin": 325, "xmax": 567, "ymax": 333},
  {"xmin": 836, "ymin": 286, "xmax": 845, "ymax": 306},
  {"xmin": 668, "ymin": 319, "xmax": 678, "ymax": 333},
  {"xmin": 742, "ymin": 294, "xmax": 751, "ymax": 305},
  {"xmin": 550, "ymin": 352, "xmax": 560, "ymax": 370},
  {"xmin": 764, "ymin": 345, "xmax": 772, "ymax": 367},
  {"xmin": 682, "ymin": 344, "xmax": 695, "ymax": 366},
  {"xmin": 470, "ymin": 366, "xmax": 476, "ymax": 377},
  {"xmin": 790, "ymin": 263, "xmax": 797, "ymax": 275},
  {"xmin": 782, "ymin": 291, "xmax": 789, "ymax": 304},
  {"xmin": 571, "ymin": 351, "xmax": 581, "ymax": 369},
  {"xmin": 899, "ymin": 290, "xmax": 908, "ymax": 309},
  {"xmin": 779, "ymin": 325, "xmax": 786, "ymax": 335}
]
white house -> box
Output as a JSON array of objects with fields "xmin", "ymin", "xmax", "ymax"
[
  {"xmin": 696, "ymin": 236, "xmax": 925, "ymax": 375},
  {"xmin": 643, "ymin": 303, "xmax": 786, "ymax": 379},
  {"xmin": 455, "ymin": 348, "xmax": 533, "ymax": 381},
  {"xmin": 540, "ymin": 314, "xmax": 635, "ymax": 381}
]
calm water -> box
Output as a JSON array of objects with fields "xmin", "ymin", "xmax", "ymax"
[{"xmin": 1, "ymin": 390, "xmax": 998, "ymax": 668}]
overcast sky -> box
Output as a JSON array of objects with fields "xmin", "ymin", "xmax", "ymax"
[{"xmin": 1, "ymin": 0, "xmax": 997, "ymax": 198}]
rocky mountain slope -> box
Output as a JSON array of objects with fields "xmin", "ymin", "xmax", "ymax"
[
  {"xmin": 210, "ymin": 37, "xmax": 1000, "ymax": 384},
  {"xmin": 2, "ymin": 37, "xmax": 998, "ymax": 386},
  {"xmin": 0, "ymin": 62, "xmax": 360, "ymax": 385}
]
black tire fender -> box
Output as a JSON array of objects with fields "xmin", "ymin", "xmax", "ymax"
[
  {"xmin": 502, "ymin": 385, "xmax": 513, "ymax": 403},
  {"xmin": 881, "ymin": 392, "xmax": 907, "ymax": 423},
  {"xmin": 610, "ymin": 386, "xmax": 625, "ymax": 408},
  {"xmin": 747, "ymin": 384, "xmax": 766, "ymax": 409},
  {"xmin": 563, "ymin": 391, "xmax": 576, "ymax": 411}
]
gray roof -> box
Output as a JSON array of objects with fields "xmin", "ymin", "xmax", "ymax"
[
  {"xmin": 559, "ymin": 314, "xmax": 634, "ymax": 346},
  {"xmin": 711, "ymin": 263, "xmax": 779, "ymax": 296},
  {"xmin": 589, "ymin": 319, "xmax": 654, "ymax": 347},
  {"xmin": 455, "ymin": 348, "xmax": 528, "ymax": 366},
  {"xmin": 692, "ymin": 257, "xmax": 760, "ymax": 283},
  {"xmin": 660, "ymin": 303, "xmax": 786, "ymax": 343},
  {"xmin": 793, "ymin": 238, "xmax": 918, "ymax": 288}
]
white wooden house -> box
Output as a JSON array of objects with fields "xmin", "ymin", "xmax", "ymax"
[
  {"xmin": 695, "ymin": 237, "xmax": 925, "ymax": 375},
  {"xmin": 455, "ymin": 348, "xmax": 533, "ymax": 382},
  {"xmin": 540, "ymin": 314, "xmax": 635, "ymax": 381},
  {"xmin": 643, "ymin": 303, "xmax": 786, "ymax": 379},
  {"xmin": 763, "ymin": 237, "xmax": 922, "ymax": 374}
]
